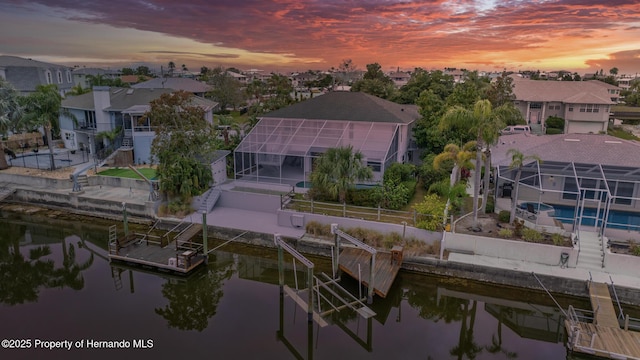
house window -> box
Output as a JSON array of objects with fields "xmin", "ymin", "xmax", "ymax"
[
  {"xmin": 46, "ymin": 71, "xmax": 52, "ymax": 84},
  {"xmin": 66, "ymin": 71, "xmax": 72, "ymax": 83},
  {"xmin": 555, "ymin": 105, "xmax": 561, "ymax": 110},
  {"xmin": 367, "ymin": 161, "xmax": 381, "ymax": 172},
  {"xmin": 57, "ymin": 71, "xmax": 63, "ymax": 84},
  {"xmin": 530, "ymin": 102, "xmax": 542, "ymax": 109},
  {"xmin": 549, "ymin": 105, "xmax": 554, "ymax": 110},
  {"xmin": 579, "ymin": 104, "xmax": 600, "ymax": 113},
  {"xmin": 568, "ymin": 106, "xmax": 573, "ymax": 112}
]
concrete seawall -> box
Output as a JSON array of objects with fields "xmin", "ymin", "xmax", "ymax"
[{"xmin": 201, "ymin": 223, "xmax": 640, "ymax": 307}]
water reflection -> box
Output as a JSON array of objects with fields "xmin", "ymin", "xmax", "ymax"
[
  {"xmin": 0, "ymin": 213, "xmax": 592, "ymax": 359},
  {"xmin": 153, "ymin": 253, "xmax": 234, "ymax": 331},
  {"xmin": 0, "ymin": 220, "xmax": 93, "ymax": 305}
]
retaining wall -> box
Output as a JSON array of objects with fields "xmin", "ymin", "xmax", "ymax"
[
  {"xmin": 0, "ymin": 173, "xmax": 71, "ymax": 190},
  {"xmin": 276, "ymin": 208, "xmax": 442, "ymax": 244},
  {"xmin": 218, "ymin": 190, "xmax": 281, "ymax": 213},
  {"xmin": 604, "ymin": 250, "xmax": 640, "ymax": 274},
  {"xmin": 90, "ymin": 176, "xmax": 151, "ymax": 191},
  {"xmin": 444, "ymin": 232, "xmax": 579, "ymax": 267},
  {"xmin": 12, "ymin": 188, "xmax": 156, "ymax": 219}
]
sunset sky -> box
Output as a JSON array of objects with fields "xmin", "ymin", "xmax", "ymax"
[{"xmin": 1, "ymin": 0, "xmax": 640, "ymax": 74}]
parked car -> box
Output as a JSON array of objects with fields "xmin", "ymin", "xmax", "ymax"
[{"xmin": 501, "ymin": 125, "xmax": 531, "ymax": 135}]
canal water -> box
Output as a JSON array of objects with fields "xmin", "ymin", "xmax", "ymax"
[{"xmin": 0, "ymin": 211, "xmax": 589, "ymax": 359}]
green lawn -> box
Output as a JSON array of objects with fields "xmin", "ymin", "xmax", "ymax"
[
  {"xmin": 98, "ymin": 168, "xmax": 157, "ymax": 179},
  {"xmin": 608, "ymin": 127, "xmax": 640, "ymax": 141}
]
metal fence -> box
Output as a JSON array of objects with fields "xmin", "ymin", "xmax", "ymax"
[
  {"xmin": 282, "ymin": 196, "xmax": 442, "ymax": 228},
  {"xmin": 7, "ymin": 149, "xmax": 90, "ymax": 170}
]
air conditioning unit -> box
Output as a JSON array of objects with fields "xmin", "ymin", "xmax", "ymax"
[
  {"xmin": 291, "ymin": 214, "xmax": 304, "ymax": 228},
  {"xmin": 168, "ymin": 257, "xmax": 177, "ymax": 267}
]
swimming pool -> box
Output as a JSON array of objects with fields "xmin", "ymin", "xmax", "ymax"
[
  {"xmin": 551, "ymin": 204, "xmax": 640, "ymax": 230},
  {"xmin": 295, "ymin": 181, "xmax": 380, "ymax": 190}
]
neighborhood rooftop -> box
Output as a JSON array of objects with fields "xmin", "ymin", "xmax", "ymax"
[
  {"xmin": 263, "ymin": 91, "xmax": 419, "ymax": 124},
  {"xmin": 493, "ymin": 133, "xmax": 640, "ymax": 168}
]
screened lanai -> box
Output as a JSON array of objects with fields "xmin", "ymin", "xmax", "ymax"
[
  {"xmin": 234, "ymin": 117, "xmax": 400, "ymax": 186},
  {"xmin": 496, "ymin": 160, "xmax": 640, "ymax": 240}
]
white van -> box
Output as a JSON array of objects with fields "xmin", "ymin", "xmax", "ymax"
[{"xmin": 501, "ymin": 125, "xmax": 531, "ymax": 135}]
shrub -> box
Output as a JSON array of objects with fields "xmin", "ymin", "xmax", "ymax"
[
  {"xmin": 498, "ymin": 210, "xmax": 510, "ymax": 223},
  {"xmin": 498, "ymin": 228, "xmax": 513, "ymax": 239},
  {"xmin": 305, "ymin": 221, "xmax": 331, "ymax": 238},
  {"xmin": 513, "ymin": 219, "xmax": 525, "ymax": 237},
  {"xmin": 413, "ymin": 194, "xmax": 447, "ymax": 231},
  {"xmin": 546, "ymin": 128, "xmax": 563, "ymax": 135},
  {"xmin": 485, "ymin": 196, "xmax": 495, "ymax": 213},
  {"xmin": 522, "ymin": 228, "xmax": 543, "ymax": 242},
  {"xmin": 630, "ymin": 242, "xmax": 640, "ymax": 256},
  {"xmin": 551, "ymin": 233, "xmax": 565, "ymax": 246},
  {"xmin": 546, "ymin": 116, "xmax": 565, "ymax": 129}
]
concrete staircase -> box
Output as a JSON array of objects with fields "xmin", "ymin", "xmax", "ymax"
[
  {"xmin": 530, "ymin": 124, "xmax": 544, "ymax": 135},
  {"xmin": 577, "ymin": 231, "xmax": 604, "ymax": 270},
  {"xmin": 77, "ymin": 174, "xmax": 89, "ymax": 188},
  {"xmin": 122, "ymin": 137, "xmax": 133, "ymax": 148},
  {"xmin": 198, "ymin": 188, "xmax": 222, "ymax": 214}
]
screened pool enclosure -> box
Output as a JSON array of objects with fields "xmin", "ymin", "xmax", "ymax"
[
  {"xmin": 497, "ymin": 160, "xmax": 640, "ymax": 240},
  {"xmin": 234, "ymin": 118, "xmax": 401, "ymax": 185}
]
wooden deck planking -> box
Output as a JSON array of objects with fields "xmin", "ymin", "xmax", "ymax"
[
  {"xmin": 110, "ymin": 238, "xmax": 204, "ymax": 274},
  {"xmin": 175, "ymin": 224, "xmax": 202, "ymax": 244},
  {"xmin": 589, "ymin": 282, "xmax": 621, "ymax": 328},
  {"xmin": 338, "ymin": 247, "xmax": 401, "ymax": 298},
  {"xmin": 568, "ymin": 322, "xmax": 640, "ymax": 359}
]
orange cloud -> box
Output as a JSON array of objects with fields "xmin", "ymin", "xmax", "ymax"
[{"xmin": 1, "ymin": 0, "xmax": 639, "ymax": 73}]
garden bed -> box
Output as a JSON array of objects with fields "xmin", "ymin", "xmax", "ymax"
[{"xmin": 455, "ymin": 212, "xmax": 573, "ymax": 247}]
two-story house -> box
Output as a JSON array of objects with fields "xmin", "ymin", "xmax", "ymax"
[
  {"xmin": 234, "ymin": 91, "xmax": 419, "ymax": 185},
  {"xmin": 511, "ymin": 77, "xmax": 617, "ymax": 134},
  {"xmin": 71, "ymin": 67, "xmax": 121, "ymax": 89},
  {"xmin": 0, "ymin": 55, "xmax": 74, "ymax": 96},
  {"xmin": 60, "ymin": 87, "xmax": 218, "ymax": 165}
]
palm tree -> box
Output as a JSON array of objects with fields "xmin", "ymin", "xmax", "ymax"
[
  {"xmin": 22, "ymin": 84, "xmax": 75, "ymax": 170},
  {"xmin": 168, "ymin": 61, "xmax": 176, "ymax": 77},
  {"xmin": 310, "ymin": 146, "xmax": 373, "ymax": 203},
  {"xmin": 66, "ymin": 83, "xmax": 91, "ymax": 96},
  {"xmin": 86, "ymin": 74, "xmax": 107, "ymax": 87},
  {"xmin": 215, "ymin": 115, "xmax": 240, "ymax": 147},
  {"xmin": 433, "ymin": 141, "xmax": 476, "ymax": 187},
  {"xmin": 0, "ymin": 78, "xmax": 23, "ymax": 170},
  {"xmin": 181, "ymin": 64, "xmax": 188, "ymax": 72},
  {"xmin": 439, "ymin": 99, "xmax": 510, "ymax": 228},
  {"xmin": 480, "ymin": 103, "xmax": 523, "ymax": 213},
  {"xmin": 507, "ymin": 149, "xmax": 541, "ymax": 224}
]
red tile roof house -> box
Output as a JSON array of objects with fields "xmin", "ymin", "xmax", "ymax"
[{"xmin": 511, "ymin": 77, "xmax": 620, "ymax": 134}]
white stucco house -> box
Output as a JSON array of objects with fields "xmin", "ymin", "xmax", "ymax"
[
  {"xmin": 60, "ymin": 86, "xmax": 218, "ymax": 165},
  {"xmin": 511, "ymin": 77, "xmax": 618, "ymax": 134}
]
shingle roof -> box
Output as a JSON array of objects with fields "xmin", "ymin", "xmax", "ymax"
[
  {"xmin": 512, "ymin": 77, "xmax": 615, "ymax": 104},
  {"xmin": 0, "ymin": 55, "xmax": 70, "ymax": 69},
  {"xmin": 262, "ymin": 91, "xmax": 419, "ymax": 124},
  {"xmin": 132, "ymin": 78, "xmax": 211, "ymax": 93},
  {"xmin": 492, "ymin": 133, "xmax": 640, "ymax": 167},
  {"xmin": 62, "ymin": 87, "xmax": 218, "ymax": 112}
]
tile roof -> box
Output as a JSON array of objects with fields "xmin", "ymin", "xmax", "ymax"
[
  {"xmin": 512, "ymin": 77, "xmax": 615, "ymax": 104},
  {"xmin": 262, "ymin": 91, "xmax": 419, "ymax": 124},
  {"xmin": 492, "ymin": 133, "xmax": 640, "ymax": 167}
]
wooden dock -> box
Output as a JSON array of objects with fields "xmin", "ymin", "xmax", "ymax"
[
  {"xmin": 338, "ymin": 247, "xmax": 401, "ymax": 298},
  {"xmin": 108, "ymin": 224, "xmax": 205, "ymax": 275},
  {"xmin": 566, "ymin": 282, "xmax": 640, "ymax": 359},
  {"xmin": 590, "ymin": 282, "xmax": 620, "ymax": 328}
]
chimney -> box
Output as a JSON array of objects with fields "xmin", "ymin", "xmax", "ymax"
[{"xmin": 92, "ymin": 86, "xmax": 111, "ymax": 132}]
